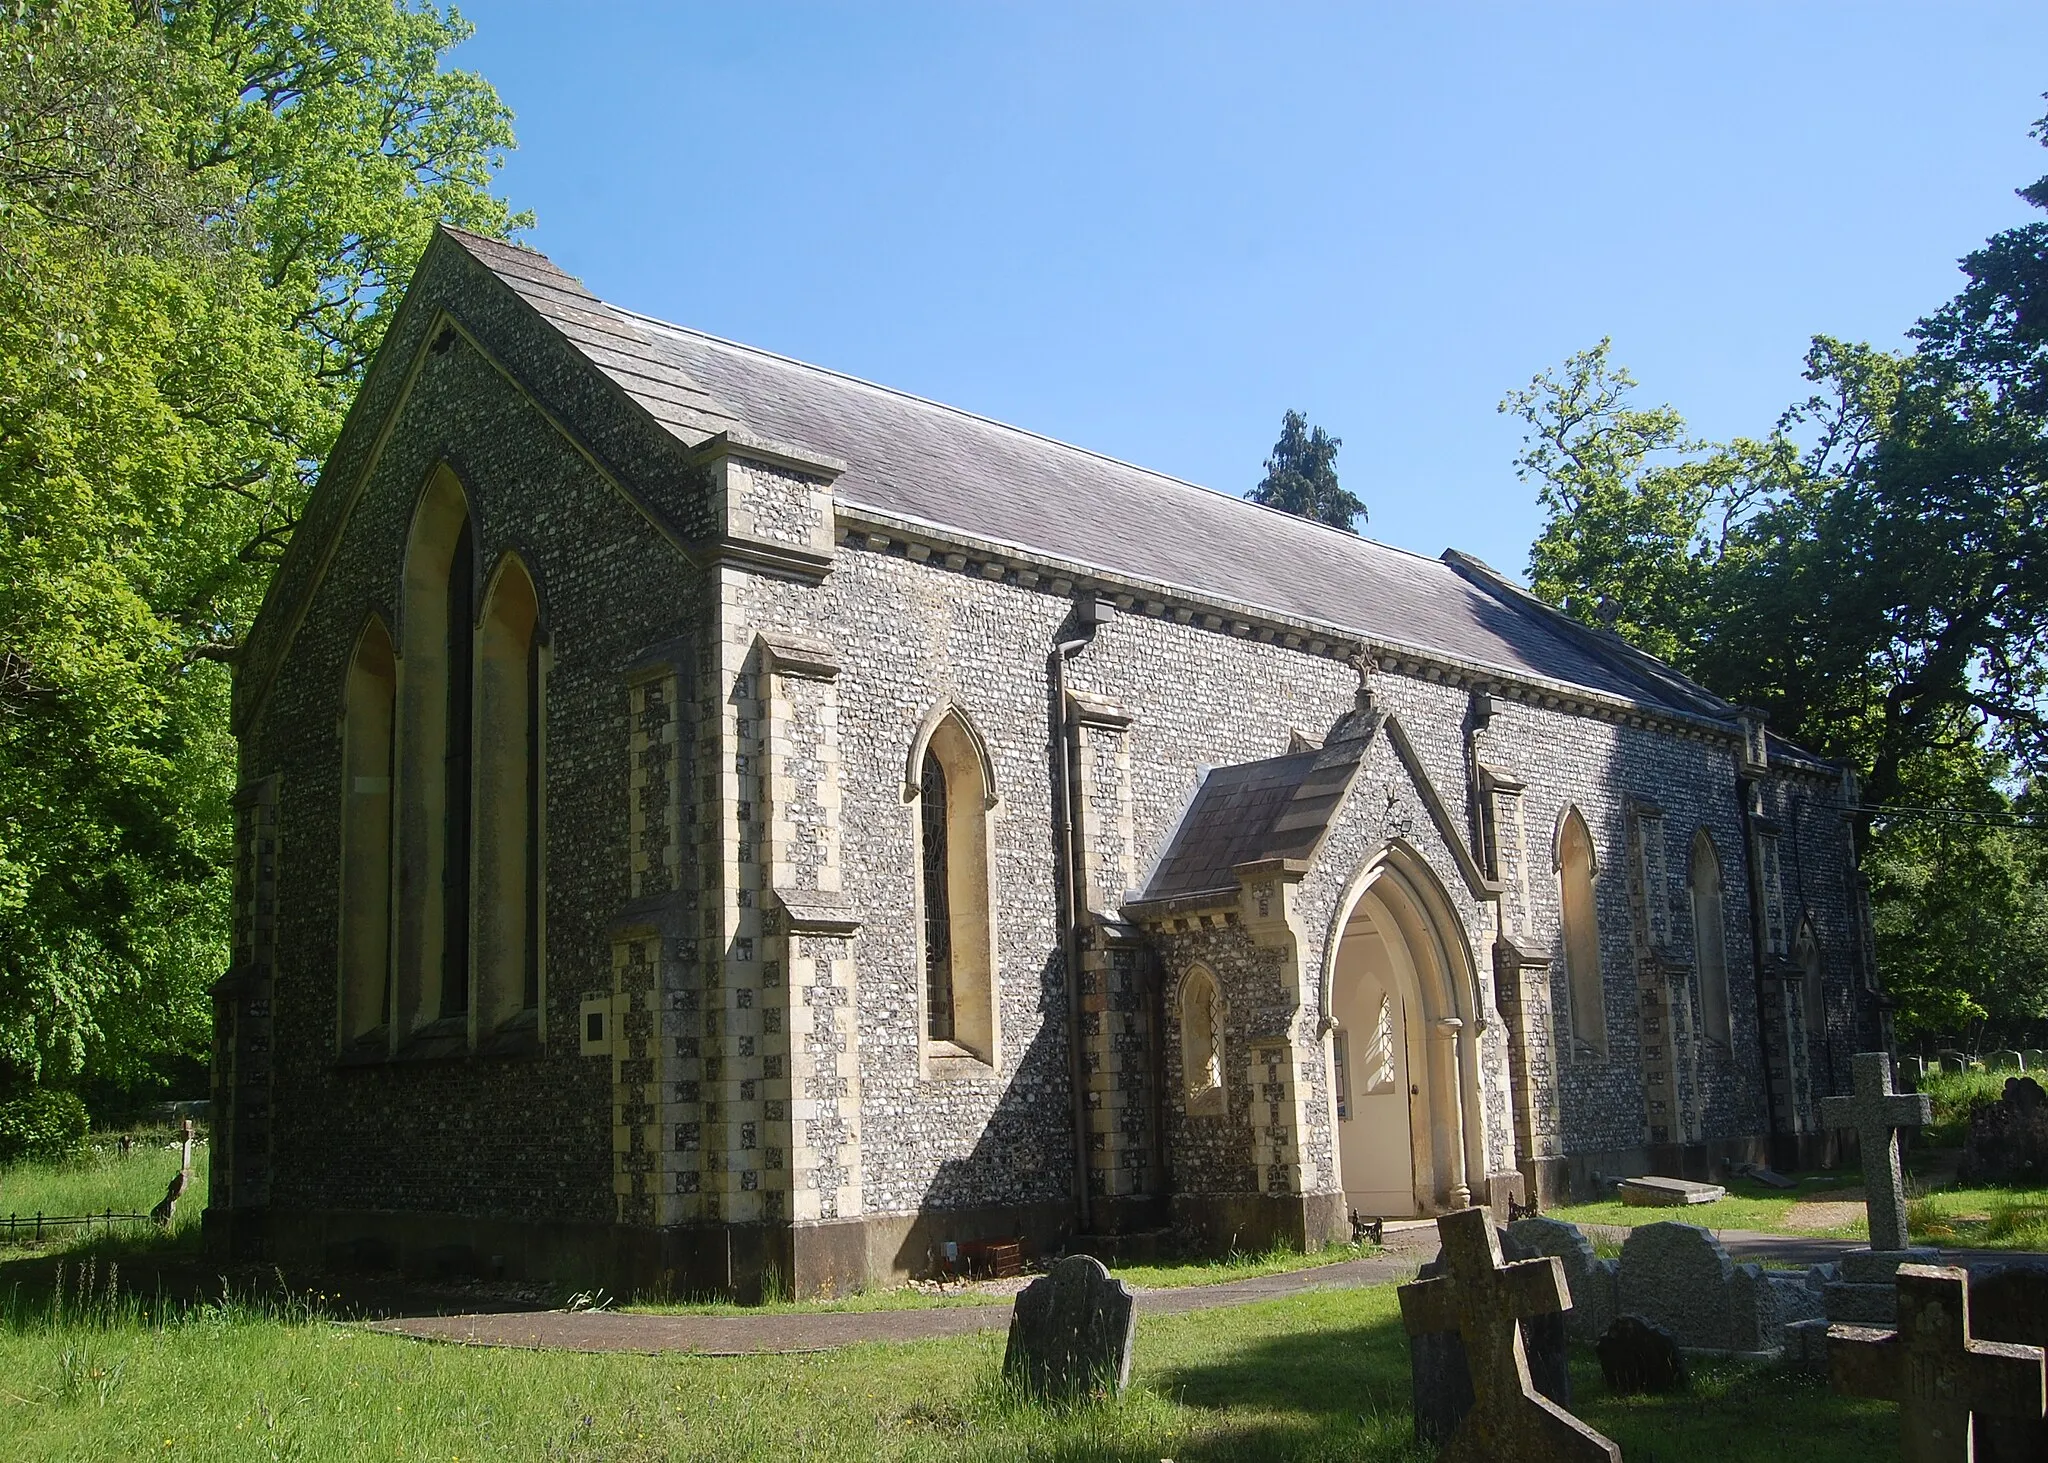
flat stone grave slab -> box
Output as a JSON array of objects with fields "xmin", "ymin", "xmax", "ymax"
[
  {"xmin": 1619, "ymin": 1175, "xmax": 1727, "ymax": 1207},
  {"xmin": 1002, "ymin": 1254, "xmax": 1136, "ymax": 1401}
]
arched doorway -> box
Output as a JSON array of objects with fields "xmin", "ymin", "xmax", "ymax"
[{"xmin": 1324, "ymin": 845, "xmax": 1480, "ymax": 1217}]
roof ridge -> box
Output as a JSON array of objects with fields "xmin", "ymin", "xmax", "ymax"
[{"xmin": 612, "ymin": 304, "xmax": 1456, "ymax": 574}]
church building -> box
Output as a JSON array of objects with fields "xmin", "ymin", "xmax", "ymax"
[{"xmin": 207, "ymin": 227, "xmax": 1889, "ymax": 1297}]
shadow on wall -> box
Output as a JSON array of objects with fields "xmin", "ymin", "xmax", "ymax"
[{"xmin": 891, "ymin": 950, "xmax": 1084, "ymax": 1276}]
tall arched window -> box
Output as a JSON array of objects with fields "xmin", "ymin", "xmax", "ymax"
[
  {"xmin": 441, "ymin": 517, "xmax": 475, "ymax": 1019},
  {"xmin": 1689, "ymin": 831, "xmax": 1732, "ymax": 1046},
  {"xmin": 393, "ymin": 465, "xmax": 472, "ymax": 1036},
  {"xmin": 1798, "ymin": 920, "xmax": 1827, "ymax": 1051},
  {"xmin": 1558, "ymin": 807, "xmax": 1607, "ymax": 1056},
  {"xmin": 474, "ymin": 553, "xmax": 545, "ymax": 1037},
  {"xmin": 339, "ymin": 617, "xmax": 396, "ymax": 1050},
  {"xmin": 1180, "ymin": 965, "xmax": 1225, "ymax": 1115},
  {"xmin": 913, "ymin": 707, "xmax": 997, "ymax": 1068}
]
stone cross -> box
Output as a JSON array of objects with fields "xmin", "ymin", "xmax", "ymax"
[
  {"xmin": 1398, "ymin": 1207, "xmax": 1621, "ymax": 1463},
  {"xmin": 1821, "ymin": 1051, "xmax": 1933, "ymax": 1253},
  {"xmin": 1002, "ymin": 1254, "xmax": 1136, "ymax": 1401},
  {"xmin": 1830, "ymin": 1264, "xmax": 2046, "ymax": 1463}
]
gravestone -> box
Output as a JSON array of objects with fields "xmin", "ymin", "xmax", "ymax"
[
  {"xmin": 1616, "ymin": 1222, "xmax": 1738, "ymax": 1350},
  {"xmin": 1901, "ymin": 1054, "xmax": 1927, "ymax": 1081},
  {"xmin": 1972, "ymin": 1264, "xmax": 2048, "ymax": 1463},
  {"xmin": 1731, "ymin": 1161, "xmax": 1798, "ymax": 1189},
  {"xmin": 1829, "ymin": 1264, "xmax": 2046, "ymax": 1463},
  {"xmin": 1959, "ymin": 1076, "xmax": 2048, "ymax": 1186},
  {"xmin": 1397, "ymin": 1207, "xmax": 1620, "ymax": 1463},
  {"xmin": 1002, "ymin": 1255, "xmax": 1136, "ymax": 1400},
  {"xmin": 1411, "ymin": 1224, "xmax": 1572, "ymax": 1440},
  {"xmin": 1820, "ymin": 1051, "xmax": 1933, "ymax": 1254},
  {"xmin": 2024, "ymin": 1050, "xmax": 2046, "ymax": 1073},
  {"xmin": 1987, "ymin": 1049, "xmax": 2023, "ymax": 1073},
  {"xmin": 1619, "ymin": 1175, "xmax": 1727, "ymax": 1207},
  {"xmin": 149, "ymin": 1119, "xmax": 195, "ymax": 1229},
  {"xmin": 1509, "ymin": 1216, "xmax": 1617, "ymax": 1345},
  {"xmin": 1938, "ymin": 1052, "xmax": 1967, "ymax": 1075},
  {"xmin": 1597, "ymin": 1314, "xmax": 1688, "ymax": 1394}
]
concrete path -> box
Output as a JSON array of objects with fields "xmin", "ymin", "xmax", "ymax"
[
  {"xmin": 369, "ymin": 1250, "xmax": 1424, "ymax": 1355},
  {"xmin": 369, "ymin": 1225, "xmax": 2040, "ymax": 1356}
]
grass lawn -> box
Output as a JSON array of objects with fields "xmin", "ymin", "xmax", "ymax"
[
  {"xmin": 1545, "ymin": 1168, "xmax": 2048, "ymax": 1252},
  {"xmin": 0, "ymin": 1131, "xmax": 208, "ymax": 1259},
  {"xmin": 0, "ymin": 1272, "xmax": 1897, "ymax": 1462},
  {"xmin": 1544, "ymin": 1172, "xmax": 1873, "ymax": 1237}
]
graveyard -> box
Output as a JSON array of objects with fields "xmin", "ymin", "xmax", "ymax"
[
  {"xmin": 3, "ymin": 1059, "xmax": 2044, "ymax": 1461},
  {"xmin": 11, "ymin": 4, "xmax": 2048, "ymax": 1461}
]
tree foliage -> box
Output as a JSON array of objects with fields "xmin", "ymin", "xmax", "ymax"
[
  {"xmin": 0, "ymin": 0, "xmax": 525, "ymax": 1092},
  {"xmin": 1502, "ymin": 100, "xmax": 2048, "ymax": 1044},
  {"xmin": 1250, "ymin": 409, "xmax": 1364, "ymax": 531}
]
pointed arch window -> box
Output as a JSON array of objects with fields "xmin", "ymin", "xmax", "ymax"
[
  {"xmin": 913, "ymin": 708, "xmax": 998, "ymax": 1069},
  {"xmin": 339, "ymin": 617, "xmax": 396, "ymax": 1051},
  {"xmin": 392, "ymin": 466, "xmax": 474, "ymax": 1039},
  {"xmin": 474, "ymin": 553, "xmax": 545, "ymax": 1039},
  {"xmin": 1180, "ymin": 965, "xmax": 1225, "ymax": 1116},
  {"xmin": 1798, "ymin": 920, "xmax": 1827, "ymax": 1051},
  {"xmin": 1558, "ymin": 807, "xmax": 1607, "ymax": 1057},
  {"xmin": 1689, "ymin": 831, "xmax": 1732, "ymax": 1047}
]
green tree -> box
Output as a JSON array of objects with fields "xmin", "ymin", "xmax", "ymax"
[
  {"xmin": 1250, "ymin": 409, "xmax": 1364, "ymax": 531},
  {"xmin": 1499, "ymin": 97, "xmax": 2048, "ymax": 1042},
  {"xmin": 0, "ymin": 0, "xmax": 525, "ymax": 1094}
]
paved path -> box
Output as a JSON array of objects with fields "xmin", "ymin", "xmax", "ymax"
[
  {"xmin": 370, "ymin": 1227, "xmax": 2040, "ymax": 1357},
  {"xmin": 370, "ymin": 1251, "xmax": 1423, "ymax": 1355}
]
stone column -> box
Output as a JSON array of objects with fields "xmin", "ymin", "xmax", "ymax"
[
  {"xmin": 611, "ymin": 659, "xmax": 699, "ymax": 1229},
  {"xmin": 205, "ymin": 773, "xmax": 280, "ymax": 1260},
  {"xmin": 756, "ymin": 631, "xmax": 863, "ymax": 1236},
  {"xmin": 1435, "ymin": 1017, "xmax": 1472, "ymax": 1209},
  {"xmin": 1069, "ymin": 691, "xmax": 1154, "ymax": 1217},
  {"xmin": 1494, "ymin": 941, "xmax": 1562, "ymax": 1202}
]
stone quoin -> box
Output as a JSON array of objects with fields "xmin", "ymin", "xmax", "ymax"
[{"xmin": 204, "ymin": 227, "xmax": 1890, "ymax": 1298}]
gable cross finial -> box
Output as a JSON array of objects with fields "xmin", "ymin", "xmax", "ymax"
[{"xmin": 1348, "ymin": 643, "xmax": 1377, "ymax": 712}]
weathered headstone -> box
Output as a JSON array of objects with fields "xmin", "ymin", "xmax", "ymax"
[
  {"xmin": 1509, "ymin": 1216, "xmax": 1617, "ymax": 1345},
  {"xmin": 149, "ymin": 1119, "xmax": 194, "ymax": 1229},
  {"xmin": 1938, "ymin": 1051, "xmax": 1967, "ymax": 1075},
  {"xmin": 1617, "ymin": 1222, "xmax": 1739, "ymax": 1350},
  {"xmin": 1597, "ymin": 1314, "xmax": 1688, "ymax": 1394},
  {"xmin": 1731, "ymin": 1161, "xmax": 1798, "ymax": 1190},
  {"xmin": 2024, "ymin": 1050, "xmax": 2046, "ymax": 1074},
  {"xmin": 1397, "ymin": 1207, "xmax": 1620, "ymax": 1463},
  {"xmin": 1972, "ymin": 1264, "xmax": 2048, "ymax": 1463},
  {"xmin": 1987, "ymin": 1049, "xmax": 2023, "ymax": 1073},
  {"xmin": 1002, "ymin": 1254, "xmax": 1136, "ymax": 1401},
  {"xmin": 1619, "ymin": 1175, "xmax": 1726, "ymax": 1207},
  {"xmin": 1411, "ymin": 1224, "xmax": 1571, "ymax": 1440},
  {"xmin": 1820, "ymin": 1051, "xmax": 1933, "ymax": 1254},
  {"xmin": 1829, "ymin": 1264, "xmax": 2046, "ymax": 1463},
  {"xmin": 1960, "ymin": 1076, "xmax": 2048, "ymax": 1187}
]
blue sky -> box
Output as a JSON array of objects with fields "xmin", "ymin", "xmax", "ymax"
[{"xmin": 453, "ymin": 3, "xmax": 2048, "ymax": 578}]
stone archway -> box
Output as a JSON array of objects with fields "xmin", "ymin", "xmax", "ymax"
[{"xmin": 1323, "ymin": 844, "xmax": 1482, "ymax": 1216}]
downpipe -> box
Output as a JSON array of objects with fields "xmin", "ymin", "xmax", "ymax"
[{"xmin": 1050, "ymin": 619, "xmax": 1097, "ymax": 1239}]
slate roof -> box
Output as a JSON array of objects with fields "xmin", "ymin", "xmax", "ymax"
[
  {"xmin": 442, "ymin": 229, "xmax": 1739, "ymax": 718},
  {"xmin": 1136, "ymin": 742, "xmax": 1369, "ymax": 904}
]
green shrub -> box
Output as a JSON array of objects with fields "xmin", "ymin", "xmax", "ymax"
[
  {"xmin": 0, "ymin": 1089, "xmax": 91, "ymax": 1165},
  {"xmin": 1917, "ymin": 1067, "xmax": 2011, "ymax": 1147}
]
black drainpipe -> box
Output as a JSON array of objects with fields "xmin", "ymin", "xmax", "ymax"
[
  {"xmin": 1050, "ymin": 600, "xmax": 1107, "ymax": 1238},
  {"xmin": 1737, "ymin": 770, "xmax": 1788, "ymax": 1170}
]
